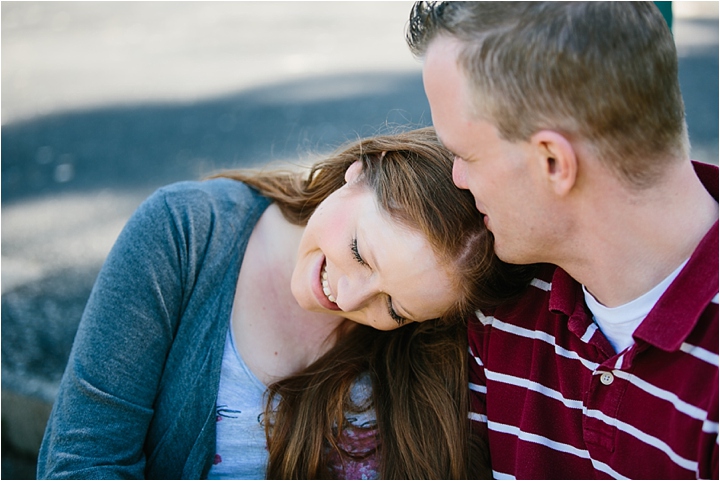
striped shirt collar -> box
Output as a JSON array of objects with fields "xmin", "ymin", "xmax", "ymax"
[{"xmin": 548, "ymin": 161, "xmax": 719, "ymax": 353}]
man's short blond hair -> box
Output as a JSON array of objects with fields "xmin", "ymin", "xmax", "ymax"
[{"xmin": 407, "ymin": 1, "xmax": 689, "ymax": 188}]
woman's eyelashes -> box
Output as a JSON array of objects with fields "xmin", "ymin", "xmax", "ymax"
[
  {"xmin": 387, "ymin": 298, "xmax": 408, "ymax": 326},
  {"xmin": 350, "ymin": 237, "xmax": 368, "ymax": 267},
  {"xmin": 350, "ymin": 237, "xmax": 408, "ymax": 326}
]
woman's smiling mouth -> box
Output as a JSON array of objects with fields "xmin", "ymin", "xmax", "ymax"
[{"xmin": 321, "ymin": 262, "xmax": 336, "ymax": 303}]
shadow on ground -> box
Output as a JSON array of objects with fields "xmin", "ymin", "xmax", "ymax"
[{"xmin": 2, "ymin": 71, "xmax": 432, "ymax": 205}]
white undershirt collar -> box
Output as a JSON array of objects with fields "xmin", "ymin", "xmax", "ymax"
[{"xmin": 583, "ymin": 258, "xmax": 689, "ymax": 354}]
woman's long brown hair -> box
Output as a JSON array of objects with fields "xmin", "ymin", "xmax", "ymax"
[{"xmin": 212, "ymin": 127, "xmax": 534, "ymax": 479}]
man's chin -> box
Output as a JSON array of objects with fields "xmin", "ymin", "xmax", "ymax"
[{"xmin": 493, "ymin": 241, "xmax": 518, "ymax": 264}]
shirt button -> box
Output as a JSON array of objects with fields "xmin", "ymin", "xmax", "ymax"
[{"xmin": 600, "ymin": 372, "xmax": 614, "ymax": 385}]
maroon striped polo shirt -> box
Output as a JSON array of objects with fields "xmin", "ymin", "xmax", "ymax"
[{"xmin": 469, "ymin": 161, "xmax": 718, "ymax": 479}]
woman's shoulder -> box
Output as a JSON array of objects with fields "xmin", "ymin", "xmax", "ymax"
[
  {"xmin": 120, "ymin": 178, "xmax": 271, "ymax": 261},
  {"xmin": 157, "ymin": 178, "xmax": 266, "ymax": 209},
  {"xmin": 141, "ymin": 178, "xmax": 270, "ymax": 227}
]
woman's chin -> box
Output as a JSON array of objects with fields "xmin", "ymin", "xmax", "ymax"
[{"xmin": 289, "ymin": 274, "xmax": 309, "ymax": 310}]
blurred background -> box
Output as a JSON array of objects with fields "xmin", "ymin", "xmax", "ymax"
[{"xmin": 2, "ymin": 2, "xmax": 718, "ymax": 478}]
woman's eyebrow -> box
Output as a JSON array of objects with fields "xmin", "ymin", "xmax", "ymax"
[
  {"xmin": 360, "ymin": 225, "xmax": 381, "ymax": 273},
  {"xmin": 361, "ymin": 229, "xmax": 417, "ymax": 321}
]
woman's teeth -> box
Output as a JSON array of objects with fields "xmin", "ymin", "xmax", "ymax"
[{"xmin": 321, "ymin": 263, "xmax": 336, "ymax": 303}]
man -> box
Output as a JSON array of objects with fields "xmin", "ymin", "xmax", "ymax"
[{"xmin": 407, "ymin": 2, "xmax": 718, "ymax": 478}]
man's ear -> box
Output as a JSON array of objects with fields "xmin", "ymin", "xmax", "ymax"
[
  {"xmin": 530, "ymin": 130, "xmax": 578, "ymax": 196},
  {"xmin": 344, "ymin": 160, "xmax": 364, "ymax": 184}
]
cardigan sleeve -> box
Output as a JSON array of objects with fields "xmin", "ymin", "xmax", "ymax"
[{"xmin": 37, "ymin": 186, "xmax": 192, "ymax": 479}]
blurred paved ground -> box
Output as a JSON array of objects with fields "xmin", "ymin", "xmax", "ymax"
[{"xmin": 1, "ymin": 2, "xmax": 718, "ymax": 479}]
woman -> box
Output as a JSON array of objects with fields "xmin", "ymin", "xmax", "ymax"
[{"xmin": 37, "ymin": 128, "xmax": 533, "ymax": 479}]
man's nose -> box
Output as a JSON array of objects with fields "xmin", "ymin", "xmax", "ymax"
[{"xmin": 452, "ymin": 156, "xmax": 469, "ymax": 189}]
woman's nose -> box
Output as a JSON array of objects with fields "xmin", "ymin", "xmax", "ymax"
[{"xmin": 334, "ymin": 273, "xmax": 379, "ymax": 312}]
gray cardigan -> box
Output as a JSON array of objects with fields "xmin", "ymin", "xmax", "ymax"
[{"xmin": 37, "ymin": 179, "xmax": 271, "ymax": 479}]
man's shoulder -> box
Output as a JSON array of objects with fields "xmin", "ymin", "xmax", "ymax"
[{"xmin": 471, "ymin": 264, "xmax": 565, "ymax": 328}]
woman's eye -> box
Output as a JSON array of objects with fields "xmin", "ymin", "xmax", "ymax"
[
  {"xmin": 350, "ymin": 238, "xmax": 368, "ymax": 266},
  {"xmin": 351, "ymin": 237, "xmax": 406, "ymax": 326},
  {"xmin": 387, "ymin": 297, "xmax": 408, "ymax": 326}
]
